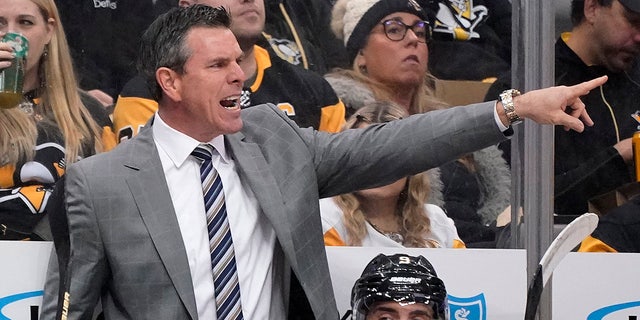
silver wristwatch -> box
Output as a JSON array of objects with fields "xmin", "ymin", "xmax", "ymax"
[{"xmin": 499, "ymin": 89, "xmax": 522, "ymax": 125}]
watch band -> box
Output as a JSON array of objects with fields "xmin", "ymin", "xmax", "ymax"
[{"xmin": 499, "ymin": 89, "xmax": 522, "ymax": 125}]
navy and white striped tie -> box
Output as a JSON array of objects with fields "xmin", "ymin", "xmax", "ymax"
[{"xmin": 192, "ymin": 144, "xmax": 244, "ymax": 320}]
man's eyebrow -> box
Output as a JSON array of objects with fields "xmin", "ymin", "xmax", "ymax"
[
  {"xmin": 370, "ymin": 306, "xmax": 399, "ymax": 314},
  {"xmin": 410, "ymin": 310, "xmax": 432, "ymax": 316},
  {"xmin": 207, "ymin": 55, "xmax": 233, "ymax": 64}
]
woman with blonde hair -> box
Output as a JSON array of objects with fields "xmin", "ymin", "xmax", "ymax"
[
  {"xmin": 320, "ymin": 101, "xmax": 464, "ymax": 248},
  {"xmin": 0, "ymin": 0, "xmax": 116, "ymax": 240}
]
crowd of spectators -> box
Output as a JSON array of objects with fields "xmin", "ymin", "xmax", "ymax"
[{"xmin": 1, "ymin": 0, "xmax": 637, "ymax": 318}]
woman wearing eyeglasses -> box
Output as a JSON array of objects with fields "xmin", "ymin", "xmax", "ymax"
[
  {"xmin": 327, "ymin": 0, "xmax": 445, "ymax": 116},
  {"xmin": 324, "ymin": 0, "xmax": 512, "ymax": 248}
]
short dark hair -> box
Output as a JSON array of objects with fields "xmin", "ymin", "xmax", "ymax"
[
  {"xmin": 571, "ymin": 0, "xmax": 613, "ymax": 26},
  {"xmin": 137, "ymin": 5, "xmax": 232, "ymax": 101}
]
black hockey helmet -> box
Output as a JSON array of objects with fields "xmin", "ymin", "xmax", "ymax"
[{"xmin": 350, "ymin": 253, "xmax": 448, "ymax": 320}]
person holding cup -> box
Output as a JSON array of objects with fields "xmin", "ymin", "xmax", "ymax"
[
  {"xmin": 0, "ymin": 32, "xmax": 28, "ymax": 108},
  {"xmin": 0, "ymin": 0, "xmax": 116, "ymax": 240}
]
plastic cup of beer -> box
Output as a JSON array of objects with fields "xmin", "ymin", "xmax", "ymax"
[{"xmin": 0, "ymin": 32, "xmax": 29, "ymax": 109}]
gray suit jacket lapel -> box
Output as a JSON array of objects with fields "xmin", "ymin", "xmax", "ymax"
[
  {"xmin": 124, "ymin": 126, "xmax": 199, "ymax": 319},
  {"xmin": 226, "ymin": 133, "xmax": 297, "ymax": 269}
]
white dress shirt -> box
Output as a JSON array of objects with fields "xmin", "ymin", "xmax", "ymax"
[
  {"xmin": 152, "ymin": 113, "xmax": 283, "ymax": 319},
  {"xmin": 493, "ymin": 101, "xmax": 510, "ymax": 132}
]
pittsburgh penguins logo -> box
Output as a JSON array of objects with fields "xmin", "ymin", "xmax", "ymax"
[
  {"xmin": 434, "ymin": 0, "xmax": 488, "ymax": 41},
  {"xmin": 263, "ymin": 33, "xmax": 303, "ymax": 66},
  {"xmin": 0, "ymin": 185, "xmax": 53, "ymax": 214}
]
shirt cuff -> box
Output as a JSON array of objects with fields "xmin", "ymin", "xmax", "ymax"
[{"xmin": 493, "ymin": 100, "xmax": 510, "ymax": 132}]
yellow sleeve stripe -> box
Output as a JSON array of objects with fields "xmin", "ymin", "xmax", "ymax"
[
  {"xmin": 319, "ymin": 100, "xmax": 346, "ymax": 133},
  {"xmin": 250, "ymin": 45, "xmax": 272, "ymax": 93},
  {"xmin": 101, "ymin": 126, "xmax": 117, "ymax": 151},
  {"xmin": 0, "ymin": 165, "xmax": 15, "ymax": 188},
  {"xmin": 112, "ymin": 96, "xmax": 159, "ymax": 143},
  {"xmin": 578, "ymin": 235, "xmax": 618, "ymax": 253},
  {"xmin": 324, "ymin": 227, "xmax": 346, "ymax": 246},
  {"xmin": 453, "ymin": 239, "xmax": 467, "ymax": 249}
]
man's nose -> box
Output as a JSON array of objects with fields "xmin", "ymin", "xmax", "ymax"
[{"xmin": 231, "ymin": 62, "xmax": 246, "ymax": 85}]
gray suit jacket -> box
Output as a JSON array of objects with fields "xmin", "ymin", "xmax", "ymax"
[{"xmin": 53, "ymin": 102, "xmax": 506, "ymax": 319}]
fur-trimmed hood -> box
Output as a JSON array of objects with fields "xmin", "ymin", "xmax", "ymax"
[
  {"xmin": 473, "ymin": 145, "xmax": 511, "ymax": 223},
  {"xmin": 325, "ymin": 73, "xmax": 376, "ymax": 112}
]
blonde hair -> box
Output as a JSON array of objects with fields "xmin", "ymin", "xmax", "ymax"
[
  {"xmin": 333, "ymin": 101, "xmax": 435, "ymax": 247},
  {"xmin": 0, "ymin": 109, "xmax": 38, "ymax": 165},
  {"xmin": 0, "ymin": 0, "xmax": 103, "ymax": 166}
]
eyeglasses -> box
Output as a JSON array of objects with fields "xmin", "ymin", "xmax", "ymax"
[{"xmin": 379, "ymin": 19, "xmax": 431, "ymax": 43}]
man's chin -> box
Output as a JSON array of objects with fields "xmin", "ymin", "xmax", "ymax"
[
  {"xmin": 610, "ymin": 53, "xmax": 639, "ymax": 72},
  {"xmin": 230, "ymin": 121, "xmax": 244, "ymax": 134},
  {"xmin": 233, "ymin": 32, "xmax": 263, "ymax": 51}
]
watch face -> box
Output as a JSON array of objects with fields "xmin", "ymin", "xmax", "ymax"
[{"xmin": 501, "ymin": 90, "xmax": 521, "ymax": 124}]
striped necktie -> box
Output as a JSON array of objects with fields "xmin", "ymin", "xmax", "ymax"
[{"xmin": 191, "ymin": 144, "xmax": 244, "ymax": 320}]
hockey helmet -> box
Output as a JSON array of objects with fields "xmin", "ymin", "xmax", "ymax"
[{"xmin": 350, "ymin": 253, "xmax": 448, "ymax": 319}]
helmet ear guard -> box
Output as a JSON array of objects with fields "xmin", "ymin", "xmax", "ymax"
[{"xmin": 350, "ymin": 254, "xmax": 448, "ymax": 320}]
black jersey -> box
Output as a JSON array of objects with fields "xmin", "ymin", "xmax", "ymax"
[
  {"xmin": 113, "ymin": 45, "xmax": 345, "ymax": 142},
  {"xmin": 0, "ymin": 93, "xmax": 114, "ymax": 239}
]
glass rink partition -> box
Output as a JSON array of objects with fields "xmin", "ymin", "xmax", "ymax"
[{"xmin": 513, "ymin": 1, "xmax": 569, "ymax": 318}]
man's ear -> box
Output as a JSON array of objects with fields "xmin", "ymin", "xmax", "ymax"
[
  {"xmin": 583, "ymin": 0, "xmax": 599, "ymax": 24},
  {"xmin": 156, "ymin": 67, "xmax": 182, "ymax": 102}
]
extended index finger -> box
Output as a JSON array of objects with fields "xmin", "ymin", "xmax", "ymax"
[{"xmin": 570, "ymin": 75, "xmax": 608, "ymax": 96}]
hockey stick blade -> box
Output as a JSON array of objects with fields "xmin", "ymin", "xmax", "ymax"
[{"xmin": 524, "ymin": 212, "xmax": 599, "ymax": 320}]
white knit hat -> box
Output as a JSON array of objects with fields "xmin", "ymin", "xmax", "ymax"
[{"xmin": 331, "ymin": 0, "xmax": 437, "ymax": 62}]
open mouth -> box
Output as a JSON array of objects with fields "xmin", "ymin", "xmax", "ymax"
[
  {"xmin": 404, "ymin": 55, "xmax": 420, "ymax": 63},
  {"xmin": 220, "ymin": 95, "xmax": 240, "ymax": 110}
]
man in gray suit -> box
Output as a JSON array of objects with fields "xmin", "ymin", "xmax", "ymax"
[{"xmin": 48, "ymin": 4, "xmax": 606, "ymax": 320}]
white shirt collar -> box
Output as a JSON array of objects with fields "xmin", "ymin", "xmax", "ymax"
[{"xmin": 152, "ymin": 112, "xmax": 231, "ymax": 167}]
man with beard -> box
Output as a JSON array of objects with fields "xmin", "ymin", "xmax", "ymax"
[
  {"xmin": 489, "ymin": 0, "xmax": 640, "ymax": 217},
  {"xmin": 553, "ymin": 0, "xmax": 640, "ymax": 216}
]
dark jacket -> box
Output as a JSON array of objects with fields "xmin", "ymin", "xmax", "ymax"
[
  {"xmin": 56, "ymin": 0, "xmax": 177, "ymax": 98},
  {"xmin": 579, "ymin": 194, "xmax": 640, "ymax": 252},
  {"xmin": 428, "ymin": 0, "xmax": 512, "ymax": 80},
  {"xmin": 263, "ymin": 0, "xmax": 349, "ymax": 74},
  {"xmin": 439, "ymin": 147, "xmax": 511, "ymax": 247},
  {"xmin": 487, "ymin": 37, "xmax": 640, "ymax": 216},
  {"xmin": 553, "ymin": 37, "xmax": 640, "ymax": 216}
]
